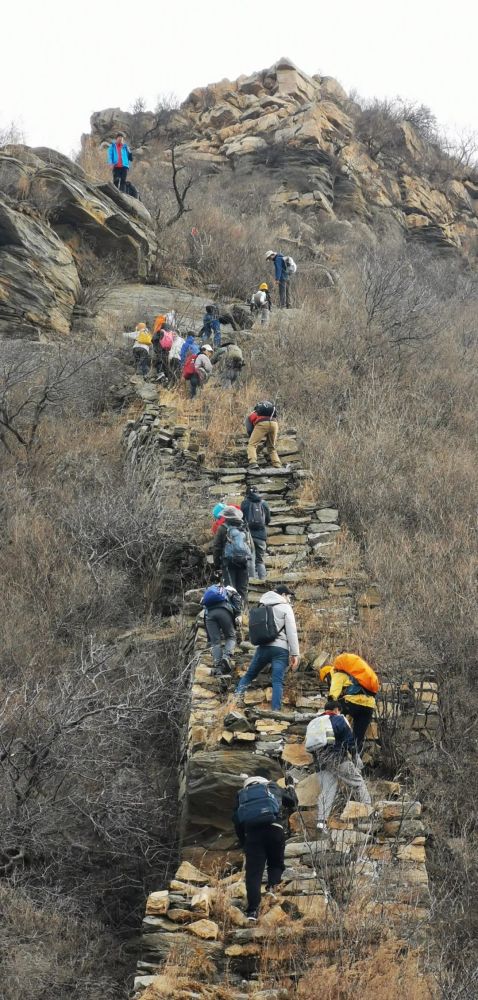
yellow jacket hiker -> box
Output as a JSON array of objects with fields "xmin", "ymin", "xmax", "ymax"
[
  {"xmin": 327, "ymin": 658, "xmax": 378, "ymax": 755},
  {"xmin": 329, "ymin": 669, "xmax": 376, "ymax": 710}
]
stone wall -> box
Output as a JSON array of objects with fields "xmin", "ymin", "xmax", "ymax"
[{"xmin": 124, "ymin": 384, "xmax": 436, "ymax": 998}]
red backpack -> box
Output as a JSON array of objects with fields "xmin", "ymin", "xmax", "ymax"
[{"xmin": 182, "ymin": 354, "xmax": 197, "ymax": 380}]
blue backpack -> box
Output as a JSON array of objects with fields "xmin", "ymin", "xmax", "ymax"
[
  {"xmin": 237, "ymin": 783, "xmax": 281, "ymax": 828},
  {"xmin": 202, "ymin": 585, "xmax": 228, "ymax": 608},
  {"xmin": 224, "ymin": 526, "xmax": 251, "ymax": 567}
]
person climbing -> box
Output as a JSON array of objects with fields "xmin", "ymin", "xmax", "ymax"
[
  {"xmin": 265, "ymin": 251, "xmax": 296, "ymax": 309},
  {"xmin": 107, "ymin": 133, "xmax": 133, "ymax": 192},
  {"xmin": 211, "ymin": 502, "xmax": 241, "ymax": 535},
  {"xmin": 233, "ymin": 774, "xmax": 298, "ymax": 921},
  {"xmin": 152, "ymin": 318, "xmax": 174, "ymax": 381},
  {"xmin": 241, "ymin": 485, "xmax": 271, "ymax": 581},
  {"xmin": 188, "ymin": 344, "xmax": 213, "ymax": 398},
  {"xmin": 250, "ymin": 283, "xmax": 272, "ymax": 325},
  {"xmin": 218, "ymin": 342, "xmax": 245, "ymax": 389},
  {"xmin": 305, "ymin": 699, "xmax": 371, "ymax": 833},
  {"xmin": 167, "ymin": 331, "xmax": 185, "ymax": 383},
  {"xmin": 201, "ymin": 583, "xmax": 243, "ymax": 676},
  {"xmin": 213, "ymin": 506, "xmax": 253, "ymax": 605},
  {"xmin": 328, "ymin": 653, "xmax": 379, "ymax": 755},
  {"xmin": 200, "ymin": 305, "xmax": 221, "ymax": 347},
  {"xmin": 132, "ymin": 322, "xmax": 152, "ymax": 378},
  {"xmin": 246, "ymin": 401, "xmax": 282, "ymax": 470},
  {"xmin": 234, "ymin": 585, "xmax": 300, "ymax": 711},
  {"xmin": 180, "ymin": 332, "xmax": 200, "ymax": 366}
]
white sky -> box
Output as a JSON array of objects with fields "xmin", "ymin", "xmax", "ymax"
[{"xmin": 2, "ymin": 0, "xmax": 477, "ymax": 154}]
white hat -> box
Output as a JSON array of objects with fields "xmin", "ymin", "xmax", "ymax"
[
  {"xmin": 243, "ymin": 776, "xmax": 269, "ymax": 788},
  {"xmin": 202, "ymin": 344, "xmax": 213, "ymax": 352},
  {"xmin": 265, "ymin": 250, "xmax": 276, "ymax": 260}
]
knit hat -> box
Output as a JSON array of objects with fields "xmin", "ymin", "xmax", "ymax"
[
  {"xmin": 212, "ymin": 503, "xmax": 226, "ymax": 519},
  {"xmin": 222, "ymin": 506, "xmax": 243, "ymax": 520}
]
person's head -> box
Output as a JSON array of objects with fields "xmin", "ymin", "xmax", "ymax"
[
  {"xmin": 275, "ymin": 584, "xmax": 295, "ymax": 603},
  {"xmin": 265, "ymin": 251, "xmax": 276, "ymax": 261},
  {"xmin": 212, "ymin": 503, "xmax": 226, "ymax": 520},
  {"xmin": 205, "ymin": 304, "xmax": 214, "ymax": 314},
  {"xmin": 243, "ymin": 775, "xmax": 269, "ymax": 789},
  {"xmin": 135, "ymin": 322, "xmax": 147, "ymax": 332},
  {"xmin": 246, "ymin": 484, "xmax": 260, "ymax": 498},
  {"xmin": 115, "ymin": 133, "xmax": 124, "ymax": 144},
  {"xmin": 319, "ymin": 664, "xmax": 333, "ymax": 684},
  {"xmin": 222, "ymin": 505, "xmax": 243, "ymax": 521},
  {"xmin": 324, "ymin": 698, "xmax": 341, "ymax": 714},
  {"xmin": 259, "ymin": 282, "xmax": 269, "ymax": 291},
  {"xmin": 202, "ymin": 344, "xmax": 213, "ymax": 355}
]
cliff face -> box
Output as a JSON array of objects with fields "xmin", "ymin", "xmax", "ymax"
[
  {"xmin": 89, "ymin": 57, "xmax": 478, "ymax": 263},
  {"xmin": 0, "ymin": 145, "xmax": 158, "ymax": 340}
]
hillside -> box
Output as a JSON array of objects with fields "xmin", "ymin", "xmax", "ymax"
[{"xmin": 1, "ymin": 57, "xmax": 477, "ymax": 1000}]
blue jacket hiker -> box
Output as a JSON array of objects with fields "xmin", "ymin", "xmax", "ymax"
[
  {"xmin": 107, "ymin": 134, "xmax": 133, "ymax": 192},
  {"xmin": 201, "ymin": 583, "xmax": 242, "ymax": 675},
  {"xmin": 180, "ymin": 334, "xmax": 200, "ymax": 365},
  {"xmin": 201, "ymin": 305, "xmax": 221, "ymax": 347}
]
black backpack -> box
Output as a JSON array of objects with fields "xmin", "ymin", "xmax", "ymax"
[
  {"xmin": 245, "ymin": 500, "xmax": 266, "ymax": 530},
  {"xmin": 248, "ymin": 605, "xmax": 284, "ymax": 645},
  {"xmin": 255, "ymin": 400, "xmax": 277, "ymax": 419}
]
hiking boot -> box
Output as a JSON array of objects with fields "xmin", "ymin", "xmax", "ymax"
[
  {"xmin": 248, "ymin": 463, "xmax": 259, "ymax": 470},
  {"xmin": 219, "ymin": 656, "xmax": 232, "ymax": 674},
  {"xmin": 246, "ymin": 909, "xmax": 259, "ymax": 922}
]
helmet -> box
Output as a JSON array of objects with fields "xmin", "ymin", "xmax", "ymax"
[
  {"xmin": 212, "ymin": 503, "xmax": 226, "ymax": 519},
  {"xmin": 243, "ymin": 776, "xmax": 269, "ymax": 788},
  {"xmin": 259, "ymin": 283, "xmax": 268, "ymax": 291},
  {"xmin": 319, "ymin": 664, "xmax": 333, "ymax": 683},
  {"xmin": 265, "ymin": 250, "xmax": 275, "ymax": 260}
]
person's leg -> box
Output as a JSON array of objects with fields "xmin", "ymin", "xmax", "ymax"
[
  {"xmin": 265, "ymin": 825, "xmax": 286, "ymax": 888},
  {"xmin": 270, "ymin": 647, "xmax": 289, "ymax": 711},
  {"xmin": 112, "ymin": 167, "xmax": 120, "ymax": 189},
  {"xmin": 235, "ymin": 564, "xmax": 249, "ymax": 606},
  {"xmin": 189, "ymin": 373, "xmax": 199, "ymax": 398},
  {"xmin": 236, "ymin": 647, "xmax": 270, "ymax": 696},
  {"xmin": 247, "ymin": 422, "xmax": 267, "ymax": 465},
  {"xmin": 336, "ymin": 758, "xmax": 372, "ymax": 805},
  {"xmin": 142, "ymin": 353, "xmax": 150, "ymax": 378},
  {"xmin": 279, "ymin": 279, "xmax": 287, "ymax": 308},
  {"xmin": 205, "ymin": 613, "xmax": 223, "ymax": 668},
  {"xmin": 344, "ymin": 702, "xmax": 374, "ymax": 755},
  {"xmin": 266, "ymin": 421, "xmax": 282, "ymax": 468},
  {"xmin": 254, "ymin": 538, "xmax": 267, "ymax": 581},
  {"xmin": 215, "ymin": 607, "xmax": 236, "ymax": 666},
  {"xmin": 285, "ymin": 279, "xmax": 291, "ymax": 308},
  {"xmin": 316, "ymin": 765, "xmax": 339, "ymax": 824},
  {"xmin": 245, "ymin": 831, "xmax": 267, "ymax": 915},
  {"xmin": 120, "ymin": 167, "xmax": 128, "ymax": 192}
]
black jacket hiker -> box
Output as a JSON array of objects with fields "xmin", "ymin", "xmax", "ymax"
[{"xmin": 233, "ymin": 780, "xmax": 298, "ymax": 916}]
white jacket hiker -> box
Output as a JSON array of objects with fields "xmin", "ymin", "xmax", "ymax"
[
  {"xmin": 235, "ymin": 586, "xmax": 300, "ymax": 711},
  {"xmin": 258, "ymin": 590, "xmax": 299, "ymax": 654}
]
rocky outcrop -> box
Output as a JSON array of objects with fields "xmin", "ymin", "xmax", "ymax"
[
  {"xmin": 89, "ymin": 56, "xmax": 478, "ymax": 262},
  {"xmin": 0, "ymin": 145, "xmax": 158, "ymax": 339},
  {"xmin": 122, "ymin": 384, "xmax": 436, "ymax": 997}
]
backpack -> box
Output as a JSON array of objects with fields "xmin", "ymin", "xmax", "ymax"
[
  {"xmin": 226, "ymin": 344, "xmax": 243, "ymax": 367},
  {"xmin": 252, "ymin": 290, "xmax": 267, "ymax": 307},
  {"xmin": 244, "ymin": 500, "xmax": 266, "ymax": 531},
  {"xmin": 284, "ymin": 255, "xmax": 297, "ymax": 275},
  {"xmin": 255, "ymin": 401, "xmax": 277, "ymax": 419},
  {"xmin": 182, "ymin": 354, "xmax": 197, "ymax": 380},
  {"xmin": 305, "ymin": 714, "xmax": 336, "ymax": 752},
  {"xmin": 202, "ymin": 584, "xmax": 228, "ymax": 608},
  {"xmin": 159, "ymin": 331, "xmax": 173, "ymax": 350},
  {"xmin": 224, "ymin": 525, "xmax": 251, "ymax": 567},
  {"xmin": 248, "ymin": 604, "xmax": 283, "ymax": 645},
  {"xmin": 225, "ymin": 587, "xmax": 243, "ymax": 615},
  {"xmin": 237, "ymin": 783, "xmax": 281, "ymax": 828},
  {"xmin": 135, "ymin": 331, "xmax": 151, "ymax": 346},
  {"xmin": 333, "ymin": 654, "xmax": 380, "ymax": 695}
]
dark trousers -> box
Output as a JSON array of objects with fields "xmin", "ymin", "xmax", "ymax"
[
  {"xmin": 279, "ymin": 278, "xmax": 291, "ymax": 308},
  {"xmin": 343, "ymin": 701, "xmax": 374, "ymax": 754},
  {"xmin": 223, "ymin": 560, "xmax": 249, "ymax": 604},
  {"xmin": 189, "ymin": 373, "xmax": 201, "ymax": 398},
  {"xmin": 205, "ymin": 606, "xmax": 236, "ymax": 667},
  {"xmin": 113, "ymin": 166, "xmax": 128, "ymax": 191},
  {"xmin": 133, "ymin": 347, "xmax": 149, "ymax": 378},
  {"xmin": 154, "ymin": 347, "xmax": 170, "ymax": 375},
  {"xmin": 244, "ymin": 824, "xmax": 285, "ymax": 913}
]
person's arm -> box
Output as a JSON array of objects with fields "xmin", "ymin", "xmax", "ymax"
[
  {"xmin": 284, "ymin": 606, "xmax": 300, "ymax": 658},
  {"xmin": 232, "ymin": 799, "xmax": 245, "ymax": 846},
  {"xmin": 333, "ymin": 714, "xmax": 355, "ymax": 753},
  {"xmin": 329, "ymin": 671, "xmax": 348, "ymax": 701}
]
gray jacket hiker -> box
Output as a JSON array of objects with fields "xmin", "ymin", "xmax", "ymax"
[
  {"xmin": 241, "ymin": 488, "xmax": 270, "ymax": 581},
  {"xmin": 235, "ymin": 587, "xmax": 300, "ymax": 711}
]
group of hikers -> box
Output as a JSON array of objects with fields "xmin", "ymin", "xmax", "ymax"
[{"xmin": 201, "ymin": 472, "xmax": 379, "ymax": 922}]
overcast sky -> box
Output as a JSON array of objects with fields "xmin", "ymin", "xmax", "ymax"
[{"xmin": 2, "ymin": 0, "xmax": 477, "ymax": 154}]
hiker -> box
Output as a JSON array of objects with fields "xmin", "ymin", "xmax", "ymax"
[
  {"xmin": 246, "ymin": 401, "xmax": 282, "ymax": 470},
  {"xmin": 328, "ymin": 653, "xmax": 378, "ymax": 754},
  {"xmin": 132, "ymin": 323, "xmax": 152, "ymax": 378},
  {"xmin": 250, "ymin": 283, "xmax": 272, "ymax": 325},
  {"xmin": 168, "ymin": 331, "xmax": 186, "ymax": 383},
  {"xmin": 215, "ymin": 342, "xmax": 244, "ymax": 389},
  {"xmin": 152, "ymin": 319, "xmax": 174, "ymax": 381},
  {"xmin": 180, "ymin": 333, "xmax": 200, "ymax": 366},
  {"xmin": 265, "ymin": 251, "xmax": 296, "ymax": 309},
  {"xmin": 188, "ymin": 344, "xmax": 213, "ymax": 398},
  {"xmin": 107, "ymin": 133, "xmax": 133, "ymax": 192},
  {"xmin": 200, "ymin": 305, "xmax": 221, "ymax": 347},
  {"xmin": 201, "ymin": 583, "xmax": 243, "ymax": 675},
  {"xmin": 211, "ymin": 502, "xmax": 241, "ymax": 535},
  {"xmin": 305, "ymin": 699, "xmax": 371, "ymax": 833},
  {"xmin": 233, "ymin": 775, "xmax": 298, "ymax": 921},
  {"xmin": 241, "ymin": 485, "xmax": 270, "ymax": 581},
  {"xmin": 213, "ymin": 506, "xmax": 253, "ymax": 605},
  {"xmin": 235, "ymin": 585, "xmax": 300, "ymax": 711}
]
